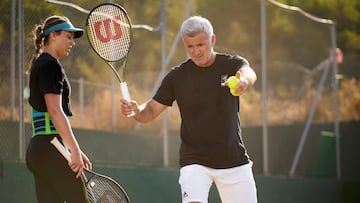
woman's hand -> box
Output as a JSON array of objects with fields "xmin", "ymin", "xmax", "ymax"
[{"xmin": 69, "ymin": 151, "xmax": 85, "ymax": 178}]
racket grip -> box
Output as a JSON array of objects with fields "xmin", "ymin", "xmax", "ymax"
[
  {"xmin": 50, "ymin": 137, "xmax": 71, "ymax": 162},
  {"xmin": 120, "ymin": 82, "xmax": 131, "ymax": 101},
  {"xmin": 120, "ymin": 82, "xmax": 135, "ymax": 117}
]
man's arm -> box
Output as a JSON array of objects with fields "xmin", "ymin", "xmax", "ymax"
[
  {"xmin": 234, "ymin": 66, "xmax": 257, "ymax": 96},
  {"xmin": 239, "ymin": 66, "xmax": 257, "ymax": 86},
  {"xmin": 120, "ymin": 98, "xmax": 168, "ymax": 123}
]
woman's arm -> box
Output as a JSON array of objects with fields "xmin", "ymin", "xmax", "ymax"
[{"xmin": 44, "ymin": 93, "xmax": 91, "ymax": 177}]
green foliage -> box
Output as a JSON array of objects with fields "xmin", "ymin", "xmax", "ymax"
[
  {"xmin": 1, "ymin": 0, "xmax": 360, "ymax": 130},
  {"xmin": 281, "ymin": 0, "xmax": 360, "ymax": 52}
]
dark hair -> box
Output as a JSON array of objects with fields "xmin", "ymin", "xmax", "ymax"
[{"xmin": 28, "ymin": 16, "xmax": 69, "ymax": 71}]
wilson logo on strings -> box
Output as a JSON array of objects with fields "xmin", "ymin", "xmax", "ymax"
[{"xmin": 93, "ymin": 16, "xmax": 123, "ymax": 43}]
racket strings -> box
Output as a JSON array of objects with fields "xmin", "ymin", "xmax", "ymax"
[
  {"xmin": 86, "ymin": 176, "xmax": 129, "ymax": 203},
  {"xmin": 87, "ymin": 5, "xmax": 132, "ymax": 62}
]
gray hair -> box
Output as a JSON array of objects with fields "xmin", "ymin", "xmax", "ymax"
[{"xmin": 180, "ymin": 16, "xmax": 214, "ymax": 38}]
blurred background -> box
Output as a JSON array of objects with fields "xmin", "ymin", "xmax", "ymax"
[
  {"xmin": 1, "ymin": 0, "xmax": 359, "ymax": 132},
  {"xmin": 0, "ymin": 0, "xmax": 359, "ymax": 202}
]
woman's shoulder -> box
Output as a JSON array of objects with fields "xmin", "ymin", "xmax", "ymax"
[
  {"xmin": 35, "ymin": 53, "xmax": 59, "ymax": 67},
  {"xmin": 31, "ymin": 53, "xmax": 61, "ymax": 75}
]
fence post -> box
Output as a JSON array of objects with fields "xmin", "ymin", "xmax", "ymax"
[{"xmin": 79, "ymin": 77, "xmax": 84, "ymax": 127}]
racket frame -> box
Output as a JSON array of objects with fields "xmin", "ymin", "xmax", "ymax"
[
  {"xmin": 50, "ymin": 137, "xmax": 130, "ymax": 203},
  {"xmin": 86, "ymin": 3, "xmax": 134, "ymax": 115}
]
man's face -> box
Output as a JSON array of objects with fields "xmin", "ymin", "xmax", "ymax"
[{"xmin": 183, "ymin": 31, "xmax": 216, "ymax": 67}]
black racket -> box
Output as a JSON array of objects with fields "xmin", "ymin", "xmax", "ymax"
[
  {"xmin": 86, "ymin": 3, "xmax": 134, "ymax": 116},
  {"xmin": 50, "ymin": 137, "xmax": 130, "ymax": 203}
]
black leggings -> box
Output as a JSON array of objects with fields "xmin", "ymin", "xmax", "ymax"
[{"xmin": 26, "ymin": 135, "xmax": 88, "ymax": 203}]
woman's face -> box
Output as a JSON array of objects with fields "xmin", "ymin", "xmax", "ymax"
[
  {"xmin": 182, "ymin": 31, "xmax": 216, "ymax": 67},
  {"xmin": 52, "ymin": 31, "xmax": 76, "ymax": 59}
]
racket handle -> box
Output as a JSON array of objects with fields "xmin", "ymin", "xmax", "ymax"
[
  {"xmin": 120, "ymin": 82, "xmax": 131, "ymax": 101},
  {"xmin": 50, "ymin": 137, "xmax": 71, "ymax": 162},
  {"xmin": 120, "ymin": 82, "xmax": 135, "ymax": 117}
]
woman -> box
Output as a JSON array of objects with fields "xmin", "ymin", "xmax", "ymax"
[{"xmin": 26, "ymin": 16, "xmax": 92, "ymax": 203}]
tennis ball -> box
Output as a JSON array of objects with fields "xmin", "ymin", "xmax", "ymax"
[
  {"xmin": 227, "ymin": 76, "xmax": 239, "ymax": 89},
  {"xmin": 230, "ymin": 88, "xmax": 239, "ymax": 96}
]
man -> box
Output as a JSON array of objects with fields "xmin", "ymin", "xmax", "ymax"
[{"xmin": 121, "ymin": 16, "xmax": 257, "ymax": 203}]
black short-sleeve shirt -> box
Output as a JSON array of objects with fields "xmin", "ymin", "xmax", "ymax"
[
  {"xmin": 28, "ymin": 53, "xmax": 72, "ymax": 116},
  {"xmin": 153, "ymin": 53, "xmax": 250, "ymax": 169}
]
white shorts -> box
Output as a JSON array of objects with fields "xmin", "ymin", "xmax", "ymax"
[{"xmin": 179, "ymin": 162, "xmax": 257, "ymax": 203}]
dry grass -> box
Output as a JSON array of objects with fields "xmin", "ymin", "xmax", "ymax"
[{"xmin": 3, "ymin": 78, "xmax": 360, "ymax": 134}]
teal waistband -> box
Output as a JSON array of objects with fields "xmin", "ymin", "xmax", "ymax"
[{"xmin": 31, "ymin": 108, "xmax": 58, "ymax": 137}]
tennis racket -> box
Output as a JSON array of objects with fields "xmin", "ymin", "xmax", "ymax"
[
  {"xmin": 86, "ymin": 3, "xmax": 134, "ymax": 116},
  {"xmin": 50, "ymin": 137, "xmax": 130, "ymax": 203}
]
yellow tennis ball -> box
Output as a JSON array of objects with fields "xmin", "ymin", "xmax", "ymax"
[
  {"xmin": 227, "ymin": 76, "xmax": 239, "ymax": 89},
  {"xmin": 230, "ymin": 88, "xmax": 239, "ymax": 96}
]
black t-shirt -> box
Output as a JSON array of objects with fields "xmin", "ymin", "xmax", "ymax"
[
  {"xmin": 28, "ymin": 53, "xmax": 72, "ymax": 116},
  {"xmin": 154, "ymin": 53, "xmax": 250, "ymax": 169}
]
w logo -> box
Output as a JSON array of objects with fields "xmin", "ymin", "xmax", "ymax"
[{"xmin": 93, "ymin": 16, "xmax": 123, "ymax": 43}]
